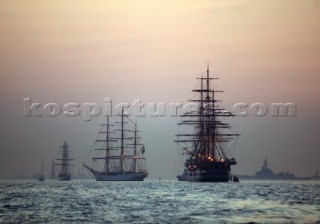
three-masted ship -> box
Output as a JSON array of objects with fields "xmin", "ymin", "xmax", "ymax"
[
  {"xmin": 55, "ymin": 141, "xmax": 73, "ymax": 181},
  {"xmin": 83, "ymin": 109, "xmax": 148, "ymax": 181},
  {"xmin": 176, "ymin": 65, "xmax": 239, "ymax": 182}
]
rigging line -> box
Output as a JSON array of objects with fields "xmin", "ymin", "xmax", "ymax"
[
  {"xmin": 126, "ymin": 116, "xmax": 135, "ymax": 124},
  {"xmin": 86, "ymin": 124, "xmax": 105, "ymax": 159},
  {"xmin": 230, "ymin": 136, "xmax": 238, "ymax": 155}
]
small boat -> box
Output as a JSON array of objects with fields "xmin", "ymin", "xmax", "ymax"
[{"xmin": 38, "ymin": 159, "xmax": 45, "ymax": 182}]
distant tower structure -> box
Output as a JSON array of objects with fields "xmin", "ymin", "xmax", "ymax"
[{"xmin": 264, "ymin": 156, "xmax": 268, "ymax": 168}]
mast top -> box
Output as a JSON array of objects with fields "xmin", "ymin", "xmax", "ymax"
[
  {"xmin": 264, "ymin": 156, "xmax": 268, "ymax": 168},
  {"xmin": 62, "ymin": 140, "xmax": 69, "ymax": 149}
]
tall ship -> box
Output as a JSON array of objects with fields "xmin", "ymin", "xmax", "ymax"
[
  {"xmin": 83, "ymin": 109, "xmax": 148, "ymax": 181},
  {"xmin": 176, "ymin": 65, "xmax": 239, "ymax": 182},
  {"xmin": 55, "ymin": 141, "xmax": 73, "ymax": 181}
]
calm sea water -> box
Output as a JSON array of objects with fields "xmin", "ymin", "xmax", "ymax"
[{"xmin": 0, "ymin": 180, "xmax": 319, "ymax": 223}]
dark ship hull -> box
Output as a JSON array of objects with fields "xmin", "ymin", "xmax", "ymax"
[
  {"xmin": 38, "ymin": 176, "xmax": 45, "ymax": 182},
  {"xmin": 187, "ymin": 169, "xmax": 230, "ymax": 182},
  {"xmin": 58, "ymin": 173, "xmax": 71, "ymax": 181},
  {"xmin": 186, "ymin": 161, "xmax": 232, "ymax": 182},
  {"xmin": 188, "ymin": 170, "xmax": 231, "ymax": 182},
  {"xmin": 176, "ymin": 169, "xmax": 188, "ymax": 181}
]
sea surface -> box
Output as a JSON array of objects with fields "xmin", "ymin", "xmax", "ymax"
[{"xmin": 0, "ymin": 179, "xmax": 319, "ymax": 223}]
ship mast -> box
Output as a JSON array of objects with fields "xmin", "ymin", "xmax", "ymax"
[
  {"xmin": 102, "ymin": 118, "xmax": 116, "ymax": 173},
  {"xmin": 120, "ymin": 108, "xmax": 125, "ymax": 173},
  {"xmin": 133, "ymin": 123, "xmax": 137, "ymax": 172},
  {"xmin": 50, "ymin": 160, "xmax": 55, "ymax": 179},
  {"xmin": 205, "ymin": 65, "xmax": 210, "ymax": 158},
  {"xmin": 126, "ymin": 122, "xmax": 144, "ymax": 173},
  {"xmin": 41, "ymin": 159, "xmax": 44, "ymax": 177},
  {"xmin": 62, "ymin": 141, "xmax": 69, "ymax": 175},
  {"xmin": 92, "ymin": 120, "xmax": 117, "ymax": 173},
  {"xmin": 105, "ymin": 117, "xmax": 111, "ymax": 173}
]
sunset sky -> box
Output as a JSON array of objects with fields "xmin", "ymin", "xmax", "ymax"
[{"xmin": 0, "ymin": 0, "xmax": 319, "ymax": 179}]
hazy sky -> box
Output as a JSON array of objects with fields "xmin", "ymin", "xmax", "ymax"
[{"xmin": 0, "ymin": 0, "xmax": 319, "ymax": 179}]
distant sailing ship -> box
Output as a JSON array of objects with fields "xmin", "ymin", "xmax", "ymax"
[
  {"xmin": 176, "ymin": 65, "xmax": 239, "ymax": 182},
  {"xmin": 55, "ymin": 141, "xmax": 73, "ymax": 181},
  {"xmin": 38, "ymin": 159, "xmax": 45, "ymax": 182},
  {"xmin": 83, "ymin": 109, "xmax": 148, "ymax": 181}
]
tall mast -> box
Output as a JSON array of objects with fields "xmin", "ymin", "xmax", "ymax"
[
  {"xmin": 41, "ymin": 159, "xmax": 44, "ymax": 176},
  {"xmin": 120, "ymin": 108, "xmax": 124, "ymax": 173},
  {"xmin": 50, "ymin": 160, "xmax": 55, "ymax": 179},
  {"xmin": 199, "ymin": 75, "xmax": 204, "ymax": 158},
  {"xmin": 208, "ymin": 65, "xmax": 215, "ymax": 158},
  {"xmin": 133, "ymin": 123, "xmax": 137, "ymax": 173},
  {"xmin": 59, "ymin": 141, "xmax": 71, "ymax": 176},
  {"xmin": 63, "ymin": 141, "xmax": 68, "ymax": 175},
  {"xmin": 105, "ymin": 117, "xmax": 110, "ymax": 173}
]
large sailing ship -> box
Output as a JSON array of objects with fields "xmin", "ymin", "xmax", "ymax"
[
  {"xmin": 176, "ymin": 65, "xmax": 239, "ymax": 182},
  {"xmin": 83, "ymin": 109, "xmax": 148, "ymax": 181},
  {"xmin": 55, "ymin": 141, "xmax": 73, "ymax": 181}
]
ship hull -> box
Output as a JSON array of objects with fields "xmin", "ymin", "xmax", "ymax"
[
  {"xmin": 58, "ymin": 174, "xmax": 71, "ymax": 181},
  {"xmin": 177, "ymin": 170, "xmax": 188, "ymax": 181},
  {"xmin": 93, "ymin": 171, "xmax": 147, "ymax": 181},
  {"xmin": 187, "ymin": 169, "xmax": 231, "ymax": 182},
  {"xmin": 184, "ymin": 160, "xmax": 234, "ymax": 182},
  {"xmin": 83, "ymin": 163, "xmax": 148, "ymax": 181},
  {"xmin": 177, "ymin": 175, "xmax": 187, "ymax": 181}
]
